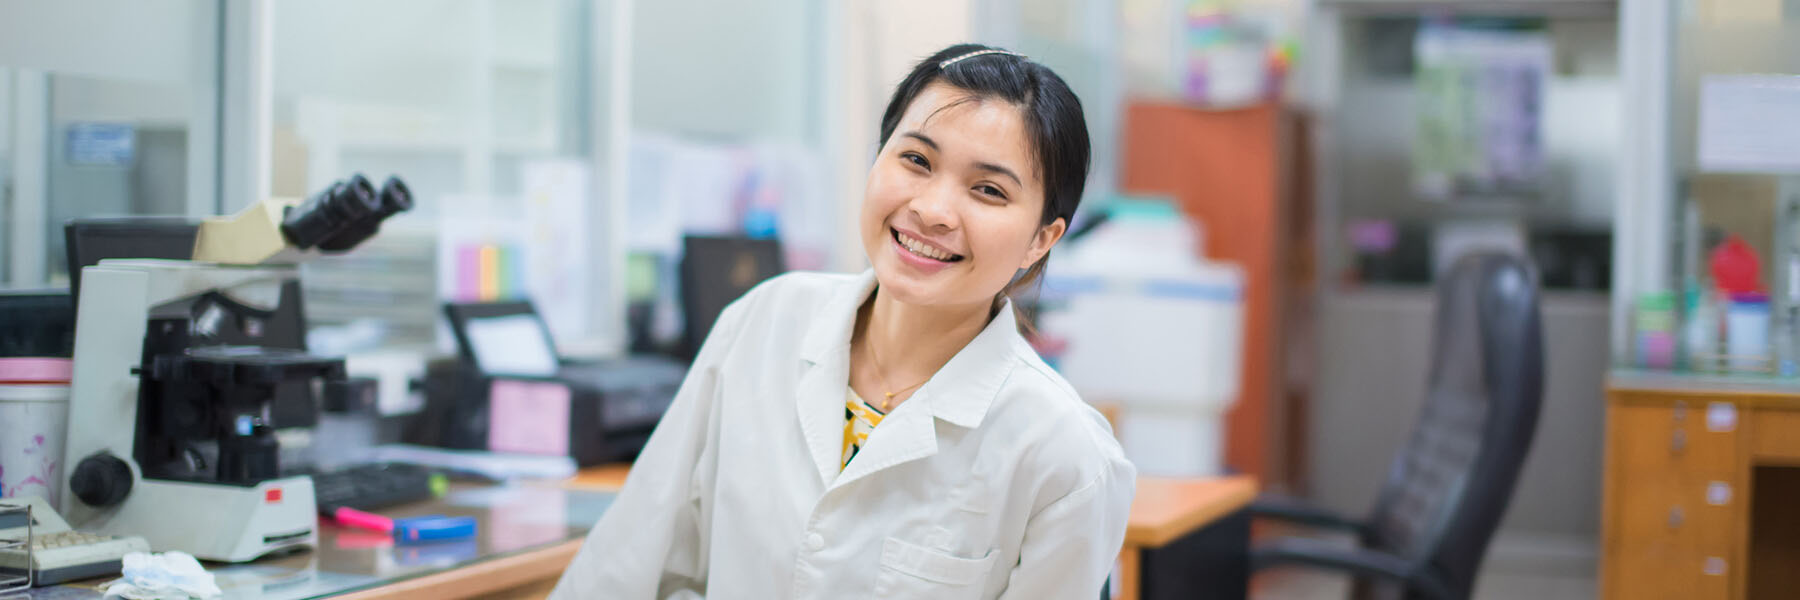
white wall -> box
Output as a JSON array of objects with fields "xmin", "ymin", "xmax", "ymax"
[
  {"xmin": 272, "ymin": 0, "xmax": 487, "ymax": 111},
  {"xmin": 631, "ymin": 0, "xmax": 819, "ymax": 144},
  {"xmin": 0, "ymin": 0, "xmax": 214, "ymax": 86}
]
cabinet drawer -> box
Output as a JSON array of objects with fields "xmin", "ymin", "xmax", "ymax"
[
  {"xmin": 1612, "ymin": 469, "xmax": 1738, "ymax": 553},
  {"xmin": 1613, "ymin": 401, "xmax": 1740, "ymax": 478},
  {"xmin": 1609, "ymin": 544, "xmax": 1733, "ymax": 600}
]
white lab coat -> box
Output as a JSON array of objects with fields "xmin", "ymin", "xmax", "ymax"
[{"xmin": 550, "ymin": 270, "xmax": 1135, "ymax": 599}]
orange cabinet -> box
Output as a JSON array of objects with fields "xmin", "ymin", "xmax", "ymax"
[
  {"xmin": 1603, "ymin": 378, "xmax": 1800, "ymax": 600},
  {"xmin": 1604, "ymin": 399, "xmax": 1741, "ymax": 600}
]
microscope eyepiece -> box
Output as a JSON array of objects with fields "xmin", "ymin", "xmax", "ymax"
[
  {"xmin": 378, "ymin": 175, "xmax": 413, "ymax": 216},
  {"xmin": 281, "ymin": 173, "xmax": 413, "ymax": 253},
  {"xmin": 281, "ymin": 174, "xmax": 380, "ymax": 249}
]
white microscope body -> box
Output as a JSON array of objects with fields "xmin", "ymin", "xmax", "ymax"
[
  {"xmin": 59, "ymin": 174, "xmax": 412, "ymax": 562},
  {"xmin": 60, "ymin": 261, "xmax": 320, "ymax": 562}
]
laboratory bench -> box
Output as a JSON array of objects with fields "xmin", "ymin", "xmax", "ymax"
[
  {"xmin": 29, "ymin": 466, "xmax": 1254, "ymax": 599},
  {"xmin": 28, "ymin": 483, "xmax": 611, "ymax": 600}
]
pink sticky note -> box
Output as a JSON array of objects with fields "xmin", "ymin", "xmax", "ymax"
[{"xmin": 487, "ymin": 380, "xmax": 571, "ymax": 456}]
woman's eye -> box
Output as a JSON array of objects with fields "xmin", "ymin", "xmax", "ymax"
[
  {"xmin": 976, "ymin": 184, "xmax": 1007, "ymax": 200},
  {"xmin": 901, "ymin": 152, "xmax": 930, "ymax": 170}
]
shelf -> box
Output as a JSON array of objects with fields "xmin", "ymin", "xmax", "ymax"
[
  {"xmin": 1323, "ymin": 0, "xmax": 1618, "ymax": 17},
  {"xmin": 1609, "ymin": 368, "xmax": 1800, "ymax": 397}
]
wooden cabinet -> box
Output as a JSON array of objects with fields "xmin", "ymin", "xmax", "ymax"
[
  {"xmin": 1604, "ymin": 398, "xmax": 1742, "ymax": 600},
  {"xmin": 1604, "ymin": 378, "xmax": 1800, "ymax": 600}
]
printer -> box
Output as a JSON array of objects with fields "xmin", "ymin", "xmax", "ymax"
[{"xmin": 407, "ymin": 300, "xmax": 684, "ymax": 466}]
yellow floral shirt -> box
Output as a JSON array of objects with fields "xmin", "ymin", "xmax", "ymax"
[{"xmin": 841, "ymin": 389, "xmax": 887, "ymax": 471}]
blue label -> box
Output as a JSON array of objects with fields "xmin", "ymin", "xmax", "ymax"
[{"xmin": 67, "ymin": 123, "xmax": 135, "ymax": 166}]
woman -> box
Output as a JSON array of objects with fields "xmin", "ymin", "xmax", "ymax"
[{"xmin": 551, "ymin": 43, "xmax": 1134, "ymax": 599}]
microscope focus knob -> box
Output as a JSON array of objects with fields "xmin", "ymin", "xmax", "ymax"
[{"xmin": 71, "ymin": 453, "xmax": 133, "ymax": 507}]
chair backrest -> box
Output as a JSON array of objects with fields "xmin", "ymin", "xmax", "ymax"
[{"xmin": 1355, "ymin": 252, "xmax": 1545, "ymax": 600}]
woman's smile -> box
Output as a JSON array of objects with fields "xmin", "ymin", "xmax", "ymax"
[{"xmin": 889, "ymin": 226, "xmax": 965, "ymax": 274}]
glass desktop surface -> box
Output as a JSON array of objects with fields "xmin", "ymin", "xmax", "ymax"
[{"xmin": 28, "ymin": 485, "xmax": 614, "ymax": 600}]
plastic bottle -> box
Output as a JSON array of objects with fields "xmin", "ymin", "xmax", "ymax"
[
  {"xmin": 1727, "ymin": 292, "xmax": 1771, "ymax": 373},
  {"xmin": 1636, "ymin": 291, "xmax": 1677, "ymax": 370},
  {"xmin": 1685, "ymin": 287, "xmax": 1719, "ymax": 372}
]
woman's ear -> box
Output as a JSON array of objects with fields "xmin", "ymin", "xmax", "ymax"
[{"xmin": 1020, "ymin": 217, "xmax": 1067, "ymax": 269}]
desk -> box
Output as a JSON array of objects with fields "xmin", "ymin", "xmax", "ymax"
[
  {"xmin": 1118, "ymin": 476, "xmax": 1258, "ymax": 600},
  {"xmin": 35, "ymin": 467, "xmax": 1252, "ymax": 599},
  {"xmin": 565, "ymin": 467, "xmax": 1259, "ymax": 600},
  {"xmin": 31, "ymin": 485, "xmax": 615, "ymax": 600},
  {"xmin": 1603, "ymin": 371, "xmax": 1800, "ymax": 600}
]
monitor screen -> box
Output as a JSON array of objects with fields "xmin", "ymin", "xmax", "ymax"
[
  {"xmin": 463, "ymin": 314, "xmax": 559, "ymax": 377},
  {"xmin": 63, "ymin": 217, "xmax": 198, "ymax": 307}
]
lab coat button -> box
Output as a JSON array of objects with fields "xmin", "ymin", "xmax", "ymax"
[{"xmin": 805, "ymin": 533, "xmax": 825, "ymax": 551}]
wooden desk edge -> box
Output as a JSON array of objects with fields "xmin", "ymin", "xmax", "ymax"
[
  {"xmin": 564, "ymin": 463, "xmax": 632, "ymax": 492},
  {"xmin": 1124, "ymin": 475, "xmax": 1258, "ymax": 548},
  {"xmin": 334, "ymin": 538, "xmax": 581, "ymax": 600}
]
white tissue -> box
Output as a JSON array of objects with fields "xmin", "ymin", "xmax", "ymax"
[{"xmin": 100, "ymin": 551, "xmax": 222, "ymax": 600}]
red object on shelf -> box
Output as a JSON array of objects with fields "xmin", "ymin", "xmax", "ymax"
[{"xmin": 1710, "ymin": 234, "xmax": 1763, "ymax": 294}]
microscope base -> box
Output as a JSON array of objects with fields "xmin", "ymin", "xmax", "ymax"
[{"xmin": 80, "ymin": 476, "xmax": 317, "ymax": 563}]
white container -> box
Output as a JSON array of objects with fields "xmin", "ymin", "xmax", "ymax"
[
  {"xmin": 1727, "ymin": 297, "xmax": 1771, "ymax": 372},
  {"xmin": 0, "ymin": 358, "xmax": 73, "ymax": 507},
  {"xmin": 1041, "ymin": 200, "xmax": 1246, "ymax": 476}
]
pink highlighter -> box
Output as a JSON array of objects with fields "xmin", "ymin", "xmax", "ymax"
[{"xmin": 331, "ymin": 507, "xmax": 477, "ymax": 543}]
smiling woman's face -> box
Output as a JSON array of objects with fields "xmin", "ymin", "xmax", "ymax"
[{"xmin": 861, "ymin": 82, "xmax": 1063, "ymax": 310}]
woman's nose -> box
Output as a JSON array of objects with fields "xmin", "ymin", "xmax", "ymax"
[{"xmin": 910, "ymin": 180, "xmax": 960, "ymax": 231}]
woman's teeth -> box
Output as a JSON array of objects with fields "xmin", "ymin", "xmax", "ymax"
[{"xmin": 896, "ymin": 231, "xmax": 958, "ymax": 262}]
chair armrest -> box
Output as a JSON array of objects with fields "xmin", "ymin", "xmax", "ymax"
[
  {"xmin": 1252, "ymin": 538, "xmax": 1453, "ymax": 600},
  {"xmin": 1247, "ymin": 494, "xmax": 1369, "ymax": 535}
]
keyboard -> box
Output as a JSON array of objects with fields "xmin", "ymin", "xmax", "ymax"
[
  {"xmin": 310, "ymin": 462, "xmax": 441, "ymax": 513},
  {"xmin": 0, "ymin": 496, "xmax": 150, "ymax": 587}
]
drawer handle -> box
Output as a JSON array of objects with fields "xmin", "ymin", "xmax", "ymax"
[
  {"xmin": 1673, "ymin": 401, "xmax": 1688, "ymax": 421},
  {"xmin": 1668, "ymin": 506, "xmax": 1684, "ymax": 529},
  {"xmin": 1671, "ymin": 430, "xmax": 1687, "ymax": 454}
]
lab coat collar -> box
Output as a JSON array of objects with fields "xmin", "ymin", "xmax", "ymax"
[{"xmin": 793, "ymin": 269, "xmax": 1021, "ymax": 486}]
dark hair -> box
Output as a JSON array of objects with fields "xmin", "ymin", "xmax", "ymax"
[{"xmin": 877, "ymin": 43, "xmax": 1090, "ymax": 325}]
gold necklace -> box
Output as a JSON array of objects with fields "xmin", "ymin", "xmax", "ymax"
[{"xmin": 865, "ymin": 335, "xmax": 930, "ymax": 411}]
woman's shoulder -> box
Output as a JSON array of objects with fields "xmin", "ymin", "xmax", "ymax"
[
  {"xmin": 988, "ymin": 349, "xmax": 1132, "ymax": 491},
  {"xmin": 725, "ymin": 270, "xmax": 857, "ymax": 318},
  {"xmin": 755, "ymin": 270, "xmax": 861, "ymax": 300}
]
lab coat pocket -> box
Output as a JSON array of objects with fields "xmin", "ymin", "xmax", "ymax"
[{"xmin": 874, "ymin": 536, "xmax": 999, "ymax": 598}]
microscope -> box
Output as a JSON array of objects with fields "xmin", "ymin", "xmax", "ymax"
[{"xmin": 58, "ymin": 175, "xmax": 412, "ymax": 562}]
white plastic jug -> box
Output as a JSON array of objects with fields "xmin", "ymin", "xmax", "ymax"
[{"xmin": 0, "ymin": 358, "xmax": 72, "ymax": 507}]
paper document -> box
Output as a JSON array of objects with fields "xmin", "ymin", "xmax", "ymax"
[
  {"xmin": 369, "ymin": 444, "xmax": 577, "ymax": 480},
  {"xmin": 465, "ymin": 314, "xmax": 559, "ymax": 377},
  {"xmin": 1699, "ymin": 75, "xmax": 1800, "ymax": 174}
]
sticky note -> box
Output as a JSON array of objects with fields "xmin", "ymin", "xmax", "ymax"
[
  {"xmin": 1706, "ymin": 402, "xmax": 1737, "ymax": 433},
  {"xmin": 488, "ymin": 380, "xmax": 571, "ymax": 456}
]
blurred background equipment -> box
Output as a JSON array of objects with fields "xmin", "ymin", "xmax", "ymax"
[
  {"xmin": 1044, "ymin": 198, "xmax": 1246, "ymax": 478},
  {"xmin": 421, "ymin": 299, "xmax": 687, "ymax": 467},
  {"xmin": 678, "ymin": 235, "xmax": 786, "ymax": 361}
]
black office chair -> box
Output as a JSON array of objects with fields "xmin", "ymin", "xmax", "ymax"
[{"xmin": 1251, "ymin": 252, "xmax": 1544, "ymax": 600}]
